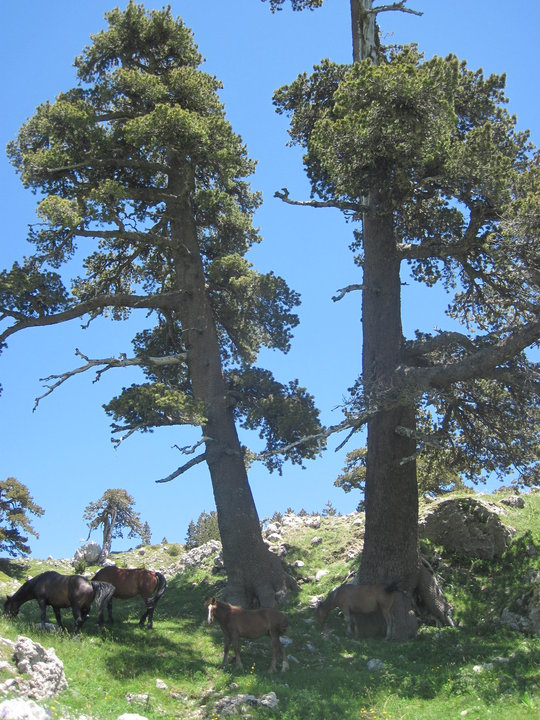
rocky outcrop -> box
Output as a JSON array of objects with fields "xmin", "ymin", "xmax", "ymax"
[
  {"xmin": 0, "ymin": 636, "xmax": 67, "ymax": 701},
  {"xmin": 419, "ymin": 497, "xmax": 514, "ymax": 560}
]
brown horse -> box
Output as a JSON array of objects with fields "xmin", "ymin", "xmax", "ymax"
[
  {"xmin": 315, "ymin": 582, "xmax": 398, "ymax": 639},
  {"xmin": 205, "ymin": 597, "xmax": 289, "ymax": 673},
  {"xmin": 3, "ymin": 571, "xmax": 115, "ymax": 634},
  {"xmin": 92, "ymin": 566, "xmax": 167, "ymax": 628}
]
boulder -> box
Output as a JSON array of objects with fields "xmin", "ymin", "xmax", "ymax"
[
  {"xmin": 72, "ymin": 540, "xmax": 102, "ymax": 566},
  {"xmin": 419, "ymin": 497, "xmax": 513, "ymax": 559}
]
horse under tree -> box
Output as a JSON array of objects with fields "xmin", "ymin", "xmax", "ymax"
[
  {"xmin": 0, "ymin": 5, "xmax": 321, "ymax": 608},
  {"xmin": 267, "ymin": 0, "xmax": 539, "ymax": 637}
]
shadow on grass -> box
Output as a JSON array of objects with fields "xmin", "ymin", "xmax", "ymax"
[{"xmin": 0, "ymin": 558, "xmax": 30, "ymax": 583}]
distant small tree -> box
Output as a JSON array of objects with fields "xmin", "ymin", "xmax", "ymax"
[
  {"xmin": 321, "ymin": 500, "xmax": 338, "ymax": 516},
  {"xmin": 0, "ymin": 477, "xmax": 44, "ymax": 557},
  {"xmin": 185, "ymin": 510, "xmax": 220, "ymax": 549},
  {"xmin": 83, "ymin": 488, "xmax": 150, "ymax": 562}
]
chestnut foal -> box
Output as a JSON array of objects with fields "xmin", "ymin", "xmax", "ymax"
[{"xmin": 205, "ymin": 597, "xmax": 289, "ymax": 672}]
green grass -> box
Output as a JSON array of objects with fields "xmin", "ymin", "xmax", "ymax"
[{"xmin": 0, "ymin": 491, "xmax": 538, "ymax": 719}]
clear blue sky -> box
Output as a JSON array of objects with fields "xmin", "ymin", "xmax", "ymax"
[{"xmin": 1, "ymin": 1, "xmax": 538, "ymax": 559}]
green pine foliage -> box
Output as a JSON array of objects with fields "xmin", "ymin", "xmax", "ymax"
[
  {"xmin": 185, "ymin": 510, "xmax": 220, "ymax": 549},
  {"xmin": 0, "ymin": 478, "xmax": 44, "ymax": 557}
]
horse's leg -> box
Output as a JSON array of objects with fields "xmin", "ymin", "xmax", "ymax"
[
  {"xmin": 71, "ymin": 604, "xmax": 86, "ymax": 634},
  {"xmin": 343, "ymin": 607, "xmax": 353, "ymax": 637},
  {"xmin": 51, "ymin": 605, "xmax": 64, "ymax": 630},
  {"xmin": 280, "ymin": 635, "xmax": 289, "ymax": 672},
  {"xmin": 381, "ymin": 605, "xmax": 394, "ymax": 640},
  {"xmin": 106, "ymin": 598, "xmax": 114, "ymax": 624},
  {"xmin": 268, "ymin": 633, "xmax": 279, "ymax": 673},
  {"xmin": 141, "ymin": 598, "xmax": 154, "ymax": 628},
  {"xmin": 270, "ymin": 632, "xmax": 287, "ymax": 673},
  {"xmin": 221, "ymin": 633, "xmax": 231, "ymax": 668},
  {"xmin": 231, "ymin": 632, "xmax": 243, "ymax": 670}
]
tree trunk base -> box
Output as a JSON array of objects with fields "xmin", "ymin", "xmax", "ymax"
[{"xmin": 224, "ymin": 551, "xmax": 299, "ymax": 608}]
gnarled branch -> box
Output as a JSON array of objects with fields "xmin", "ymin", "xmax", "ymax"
[{"xmin": 34, "ymin": 348, "xmax": 186, "ymax": 409}]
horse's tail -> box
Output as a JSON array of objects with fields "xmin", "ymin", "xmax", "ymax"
[
  {"xmin": 92, "ymin": 581, "xmax": 116, "ymax": 610},
  {"xmin": 153, "ymin": 572, "xmax": 167, "ymax": 604}
]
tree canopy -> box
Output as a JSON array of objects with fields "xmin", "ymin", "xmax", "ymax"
[
  {"xmin": 0, "ymin": 478, "xmax": 44, "ymax": 557},
  {"xmin": 275, "ymin": 44, "xmax": 539, "ymax": 488}
]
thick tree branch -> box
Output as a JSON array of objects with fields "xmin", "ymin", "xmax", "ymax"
[
  {"xmin": 396, "ymin": 319, "xmax": 540, "ymax": 390},
  {"xmin": 43, "ymin": 157, "xmax": 167, "ymax": 175},
  {"xmin": 0, "ymin": 291, "xmax": 182, "ymax": 345},
  {"xmin": 404, "ymin": 331, "xmax": 477, "ymax": 359},
  {"xmin": 398, "ymin": 204, "xmax": 493, "ymax": 261}
]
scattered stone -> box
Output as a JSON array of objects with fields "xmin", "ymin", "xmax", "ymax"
[
  {"xmin": 367, "ymin": 658, "xmax": 384, "ymax": 671},
  {"xmin": 311, "ymin": 536, "xmax": 323, "ymax": 546},
  {"xmin": 213, "ymin": 692, "xmax": 279, "ymax": 717},
  {"xmin": 156, "ymin": 678, "xmax": 168, "ymax": 689},
  {"xmin": 315, "ymin": 569, "xmax": 328, "ymax": 581},
  {"xmin": 0, "ymin": 698, "xmax": 50, "ymax": 720},
  {"xmin": 126, "ymin": 692, "xmax": 150, "ymax": 706},
  {"xmin": 500, "ymin": 495, "xmax": 525, "ymax": 509}
]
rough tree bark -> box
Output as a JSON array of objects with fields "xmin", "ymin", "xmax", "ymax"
[{"xmin": 169, "ymin": 162, "xmax": 295, "ymax": 607}]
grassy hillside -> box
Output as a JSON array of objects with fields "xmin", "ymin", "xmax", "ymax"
[{"xmin": 0, "ymin": 490, "xmax": 538, "ymax": 720}]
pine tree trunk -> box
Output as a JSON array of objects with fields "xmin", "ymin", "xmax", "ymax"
[
  {"xmin": 358, "ymin": 192, "xmax": 421, "ymax": 635},
  {"xmin": 100, "ymin": 510, "xmax": 116, "ymax": 564},
  {"xmin": 168, "ymin": 164, "xmax": 294, "ymax": 607},
  {"xmin": 350, "ymin": 1, "xmax": 421, "ymax": 638}
]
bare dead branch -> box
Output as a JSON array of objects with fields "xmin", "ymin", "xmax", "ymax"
[
  {"xmin": 332, "ymin": 284, "xmax": 365, "ymax": 302},
  {"xmin": 274, "ymin": 188, "xmax": 365, "ymax": 214},
  {"xmin": 172, "ymin": 437, "xmax": 212, "ymax": 456},
  {"xmin": 371, "ymin": 2, "xmax": 422, "ymax": 18},
  {"xmin": 34, "ymin": 348, "xmax": 186, "ymax": 409},
  {"xmin": 155, "ymin": 453, "xmax": 207, "ymax": 483}
]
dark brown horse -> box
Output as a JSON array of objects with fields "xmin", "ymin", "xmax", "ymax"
[
  {"xmin": 205, "ymin": 597, "xmax": 289, "ymax": 673},
  {"xmin": 92, "ymin": 566, "xmax": 167, "ymax": 628},
  {"xmin": 3, "ymin": 571, "xmax": 115, "ymax": 634},
  {"xmin": 315, "ymin": 582, "xmax": 398, "ymax": 639}
]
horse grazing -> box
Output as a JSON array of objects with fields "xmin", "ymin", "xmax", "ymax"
[
  {"xmin": 3, "ymin": 571, "xmax": 115, "ymax": 634},
  {"xmin": 205, "ymin": 597, "xmax": 289, "ymax": 673},
  {"xmin": 316, "ymin": 582, "xmax": 399, "ymax": 640},
  {"xmin": 92, "ymin": 566, "xmax": 167, "ymax": 628}
]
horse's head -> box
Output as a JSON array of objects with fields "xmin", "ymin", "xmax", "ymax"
[
  {"xmin": 205, "ymin": 597, "xmax": 218, "ymax": 625},
  {"xmin": 314, "ymin": 601, "xmax": 326, "ymax": 625},
  {"xmin": 3, "ymin": 596, "xmax": 18, "ymax": 617}
]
